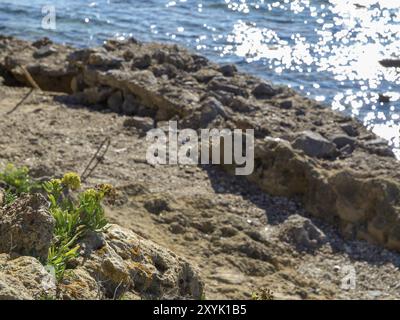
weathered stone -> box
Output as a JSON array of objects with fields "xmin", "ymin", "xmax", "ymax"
[
  {"xmin": 201, "ymin": 97, "xmax": 228, "ymax": 121},
  {"xmin": 193, "ymin": 68, "xmax": 220, "ymax": 83},
  {"xmin": 362, "ymin": 138, "xmax": 395, "ymax": 157},
  {"xmin": 88, "ymin": 52, "xmax": 123, "ymax": 69},
  {"xmin": 218, "ymin": 64, "xmax": 237, "ymax": 77},
  {"xmin": 58, "ymin": 268, "xmax": 101, "ymax": 300},
  {"xmin": 144, "ymin": 196, "xmax": 171, "ymax": 215},
  {"xmin": 340, "ymin": 123, "xmax": 358, "ymax": 137},
  {"xmin": 280, "ymin": 215, "xmax": 326, "ymax": 250},
  {"xmin": 330, "ymin": 134, "xmax": 356, "ymax": 149},
  {"xmin": 279, "ymin": 100, "xmax": 293, "ymax": 109},
  {"xmin": 78, "ymin": 224, "xmax": 204, "ymax": 299},
  {"xmin": 252, "ymin": 82, "xmax": 278, "ymax": 99},
  {"xmin": 0, "ymin": 254, "xmax": 56, "ymax": 300},
  {"xmin": 0, "ymin": 194, "xmax": 55, "ymax": 260},
  {"xmin": 229, "ymin": 96, "xmax": 255, "ymax": 113},
  {"xmin": 292, "ymin": 131, "xmax": 337, "ymax": 159},
  {"xmin": 132, "ymin": 54, "xmax": 152, "ymax": 70},
  {"xmin": 208, "ymin": 77, "xmax": 248, "ymax": 97},
  {"xmin": 379, "ymin": 59, "xmax": 400, "ymax": 68}
]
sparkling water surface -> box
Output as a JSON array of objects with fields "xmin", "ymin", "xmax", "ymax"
[{"xmin": 1, "ymin": 0, "xmax": 400, "ymax": 155}]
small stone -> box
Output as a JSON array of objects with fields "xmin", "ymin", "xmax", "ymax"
[
  {"xmin": 88, "ymin": 52, "xmax": 123, "ymax": 69},
  {"xmin": 292, "ymin": 131, "xmax": 337, "ymax": 159},
  {"xmin": 201, "ymin": 96, "xmax": 228, "ymax": 120},
  {"xmin": 169, "ymin": 222, "xmax": 185, "ymax": 234},
  {"xmin": 144, "ymin": 196, "xmax": 171, "ymax": 215},
  {"xmin": 279, "ymin": 100, "xmax": 293, "ymax": 109},
  {"xmin": 340, "ymin": 123, "xmax": 358, "ymax": 137},
  {"xmin": 208, "ymin": 77, "xmax": 248, "ymax": 97},
  {"xmin": 132, "ymin": 54, "xmax": 152, "ymax": 70},
  {"xmin": 193, "ymin": 68, "xmax": 220, "ymax": 83},
  {"xmin": 280, "ymin": 214, "xmax": 327, "ymax": 251},
  {"xmin": 379, "ymin": 59, "xmax": 400, "ymax": 68},
  {"xmin": 229, "ymin": 96, "xmax": 254, "ymax": 113},
  {"xmin": 378, "ymin": 94, "xmax": 391, "ymax": 103},
  {"xmin": 218, "ymin": 64, "xmax": 237, "ymax": 77},
  {"xmin": 252, "ymin": 82, "xmax": 278, "ymax": 99},
  {"xmin": 330, "ymin": 134, "xmax": 356, "ymax": 149}
]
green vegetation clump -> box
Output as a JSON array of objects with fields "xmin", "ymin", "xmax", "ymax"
[
  {"xmin": 0, "ymin": 164, "xmax": 40, "ymax": 205},
  {"xmin": 0, "ymin": 165, "xmax": 112, "ymax": 281}
]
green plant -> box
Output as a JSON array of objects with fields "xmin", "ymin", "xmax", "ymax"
[
  {"xmin": 1, "ymin": 166, "xmax": 112, "ymax": 282},
  {"xmin": 0, "ymin": 164, "xmax": 39, "ymax": 195},
  {"xmin": 44, "ymin": 173, "xmax": 111, "ymax": 281},
  {"xmin": 3, "ymin": 189, "xmax": 17, "ymax": 206}
]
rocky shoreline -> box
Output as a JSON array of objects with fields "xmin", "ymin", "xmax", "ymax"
[{"xmin": 1, "ymin": 35, "xmax": 400, "ymax": 299}]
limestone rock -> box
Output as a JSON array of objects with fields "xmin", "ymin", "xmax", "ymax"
[
  {"xmin": 58, "ymin": 268, "xmax": 101, "ymax": 300},
  {"xmin": 280, "ymin": 215, "xmax": 326, "ymax": 250},
  {"xmin": 78, "ymin": 224, "xmax": 204, "ymax": 299},
  {"xmin": 0, "ymin": 194, "xmax": 55, "ymax": 260},
  {"xmin": 0, "ymin": 254, "xmax": 56, "ymax": 300},
  {"xmin": 292, "ymin": 131, "xmax": 337, "ymax": 159}
]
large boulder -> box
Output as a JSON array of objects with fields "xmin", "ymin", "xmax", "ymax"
[
  {"xmin": 0, "ymin": 254, "xmax": 56, "ymax": 300},
  {"xmin": 59, "ymin": 224, "xmax": 204, "ymax": 300},
  {"xmin": 0, "ymin": 194, "xmax": 55, "ymax": 260}
]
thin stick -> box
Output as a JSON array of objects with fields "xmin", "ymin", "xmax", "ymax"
[
  {"xmin": 81, "ymin": 137, "xmax": 111, "ymax": 182},
  {"xmin": 19, "ymin": 65, "xmax": 41, "ymax": 91},
  {"xmin": 5, "ymin": 88, "xmax": 33, "ymax": 115},
  {"xmin": 4, "ymin": 65, "xmax": 41, "ymax": 115}
]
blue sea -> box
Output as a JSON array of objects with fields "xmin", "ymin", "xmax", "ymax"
[{"xmin": 1, "ymin": 0, "xmax": 400, "ymax": 154}]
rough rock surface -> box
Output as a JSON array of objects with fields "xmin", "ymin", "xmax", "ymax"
[
  {"xmin": 279, "ymin": 214, "xmax": 327, "ymax": 251},
  {"xmin": 2, "ymin": 36, "xmax": 400, "ymax": 299},
  {"xmin": 0, "ymin": 254, "xmax": 56, "ymax": 300},
  {"xmin": 0, "ymin": 194, "xmax": 55, "ymax": 260},
  {"xmin": 58, "ymin": 224, "xmax": 203, "ymax": 300},
  {"xmin": 0, "ymin": 190, "xmax": 203, "ymax": 300}
]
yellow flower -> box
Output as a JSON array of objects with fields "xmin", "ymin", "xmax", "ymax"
[
  {"xmin": 61, "ymin": 172, "xmax": 81, "ymax": 190},
  {"xmin": 96, "ymin": 183, "xmax": 117, "ymax": 204},
  {"xmin": 83, "ymin": 188, "xmax": 99, "ymax": 199}
]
